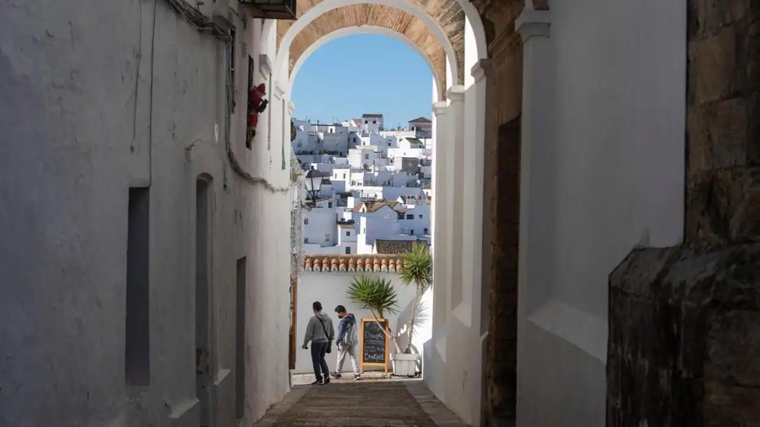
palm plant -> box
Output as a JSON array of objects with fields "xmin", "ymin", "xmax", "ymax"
[
  {"xmin": 399, "ymin": 243, "xmax": 433, "ymax": 354},
  {"xmin": 346, "ymin": 274, "xmax": 402, "ymax": 354}
]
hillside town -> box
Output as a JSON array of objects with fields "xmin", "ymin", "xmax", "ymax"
[{"xmin": 293, "ymin": 113, "xmax": 433, "ymax": 255}]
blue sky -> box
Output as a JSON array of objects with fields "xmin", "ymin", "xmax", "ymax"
[{"xmin": 291, "ymin": 34, "xmax": 433, "ymax": 128}]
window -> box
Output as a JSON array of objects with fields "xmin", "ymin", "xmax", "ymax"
[
  {"xmin": 372, "ymin": 120, "xmax": 377, "ymax": 124},
  {"xmin": 343, "ymin": 173, "xmax": 347, "ymax": 179},
  {"xmin": 410, "ymin": 230, "xmax": 414, "ymax": 235},
  {"xmin": 126, "ymin": 187, "xmax": 150, "ymax": 386},
  {"xmin": 345, "ymin": 247, "xmax": 351, "ymax": 254},
  {"xmin": 304, "ymin": 218, "xmax": 309, "ymax": 225},
  {"xmin": 346, "ymin": 231, "xmax": 351, "ymax": 236},
  {"xmin": 364, "ymin": 154, "xmax": 369, "ymax": 160},
  {"xmin": 365, "ymin": 120, "xmax": 368, "ymax": 124},
  {"xmin": 424, "ymin": 228, "xmax": 429, "ymax": 234},
  {"xmin": 324, "ymin": 234, "xmax": 331, "ymax": 242},
  {"xmin": 328, "ymin": 202, "xmax": 333, "ymax": 208},
  {"xmin": 418, "ymin": 215, "xmax": 423, "ymax": 219},
  {"xmin": 406, "ymin": 214, "xmax": 414, "ymax": 220},
  {"xmin": 304, "ymin": 238, "xmax": 308, "ymax": 243},
  {"xmin": 388, "ymin": 142, "xmax": 391, "ymax": 146}
]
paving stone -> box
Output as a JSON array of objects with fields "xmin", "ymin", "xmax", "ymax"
[{"xmin": 252, "ymin": 380, "xmax": 469, "ymax": 427}]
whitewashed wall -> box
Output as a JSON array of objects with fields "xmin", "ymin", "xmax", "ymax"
[
  {"xmin": 0, "ymin": 4, "xmax": 291, "ymax": 427},
  {"xmin": 516, "ymin": 1, "xmax": 686, "ymax": 426}
]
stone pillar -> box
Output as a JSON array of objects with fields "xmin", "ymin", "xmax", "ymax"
[{"xmin": 607, "ymin": 2, "xmax": 760, "ymax": 426}]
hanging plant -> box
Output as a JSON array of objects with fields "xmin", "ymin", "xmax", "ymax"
[
  {"xmin": 291, "ymin": 121, "xmax": 297, "ymax": 142},
  {"xmin": 246, "ymin": 83, "xmax": 268, "ymax": 146}
]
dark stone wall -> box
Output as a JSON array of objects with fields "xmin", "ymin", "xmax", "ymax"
[
  {"xmin": 608, "ymin": 1, "xmax": 760, "ymax": 426},
  {"xmin": 685, "ymin": 0, "xmax": 760, "ymax": 244},
  {"xmin": 472, "ymin": 0, "xmax": 525, "ymax": 425},
  {"xmin": 607, "ymin": 244, "xmax": 760, "ymax": 426}
]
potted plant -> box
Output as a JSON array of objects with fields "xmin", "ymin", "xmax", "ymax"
[
  {"xmin": 393, "ymin": 243, "xmax": 432, "ymax": 376},
  {"xmin": 347, "ymin": 275, "xmax": 403, "ymax": 355}
]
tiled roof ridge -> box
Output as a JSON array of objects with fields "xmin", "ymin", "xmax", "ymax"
[{"xmin": 303, "ymin": 254, "xmax": 404, "ymax": 273}]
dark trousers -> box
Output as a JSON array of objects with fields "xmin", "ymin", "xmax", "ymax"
[{"xmin": 310, "ymin": 341, "xmax": 330, "ymax": 380}]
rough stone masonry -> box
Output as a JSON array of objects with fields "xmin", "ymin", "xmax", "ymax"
[{"xmin": 607, "ymin": 1, "xmax": 760, "ymax": 426}]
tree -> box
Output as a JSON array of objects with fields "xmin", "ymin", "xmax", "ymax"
[
  {"xmin": 346, "ymin": 274, "xmax": 403, "ymax": 354},
  {"xmin": 399, "ymin": 243, "xmax": 432, "ymax": 354}
]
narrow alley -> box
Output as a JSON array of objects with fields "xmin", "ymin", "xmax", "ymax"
[
  {"xmin": 253, "ymin": 381, "xmax": 467, "ymax": 427},
  {"xmin": 2, "ymin": 0, "xmax": 759, "ymax": 426}
]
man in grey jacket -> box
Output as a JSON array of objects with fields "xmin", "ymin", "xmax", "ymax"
[
  {"xmin": 331, "ymin": 305, "xmax": 361, "ymax": 380},
  {"xmin": 302, "ymin": 301, "xmax": 335, "ymax": 385}
]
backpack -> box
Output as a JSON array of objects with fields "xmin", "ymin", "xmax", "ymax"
[{"xmin": 343, "ymin": 320, "xmax": 357, "ymax": 346}]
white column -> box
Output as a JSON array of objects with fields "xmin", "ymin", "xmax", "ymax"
[
  {"xmin": 466, "ymin": 58, "xmax": 492, "ymax": 427},
  {"xmin": 431, "ymin": 100, "xmax": 449, "ymax": 340},
  {"xmin": 426, "ymin": 100, "xmax": 449, "ymax": 401},
  {"xmin": 516, "ymin": 10, "xmax": 554, "ymax": 317},
  {"xmin": 445, "ymin": 85, "xmax": 465, "ymax": 316}
]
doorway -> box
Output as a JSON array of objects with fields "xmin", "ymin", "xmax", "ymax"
[{"xmin": 486, "ymin": 116, "xmax": 521, "ymax": 425}]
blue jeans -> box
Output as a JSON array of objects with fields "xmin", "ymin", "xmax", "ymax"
[{"xmin": 310, "ymin": 341, "xmax": 330, "ymax": 381}]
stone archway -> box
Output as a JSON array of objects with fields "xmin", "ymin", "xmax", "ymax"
[
  {"xmin": 277, "ymin": 0, "xmax": 466, "ymax": 86},
  {"xmin": 288, "ymin": 25, "xmax": 445, "ymax": 101},
  {"xmin": 276, "ymin": 1, "xmax": 493, "ymax": 424},
  {"xmin": 286, "ymin": 6, "xmax": 448, "ymax": 100}
]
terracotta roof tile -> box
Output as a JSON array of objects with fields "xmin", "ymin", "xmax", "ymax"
[
  {"xmin": 351, "ymin": 200, "xmax": 402, "ymax": 213},
  {"xmin": 303, "ymin": 255, "xmax": 404, "ymax": 274}
]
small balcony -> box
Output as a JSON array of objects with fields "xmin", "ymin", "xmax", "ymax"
[{"xmin": 239, "ymin": 0, "xmax": 297, "ymax": 20}]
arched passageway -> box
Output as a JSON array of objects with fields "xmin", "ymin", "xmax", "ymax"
[
  {"xmin": 4, "ymin": 1, "xmax": 756, "ymax": 427},
  {"xmin": 277, "ymin": 1, "xmax": 491, "ymax": 426}
]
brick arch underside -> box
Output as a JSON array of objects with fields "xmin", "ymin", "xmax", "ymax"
[
  {"xmin": 277, "ymin": 0, "xmax": 465, "ymax": 86},
  {"xmin": 287, "ymin": 4, "xmax": 448, "ymax": 100}
]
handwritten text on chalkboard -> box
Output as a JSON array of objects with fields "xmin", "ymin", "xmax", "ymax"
[{"xmin": 362, "ymin": 320, "xmax": 387, "ymax": 365}]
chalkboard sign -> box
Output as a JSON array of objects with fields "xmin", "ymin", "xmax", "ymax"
[{"xmin": 360, "ymin": 319, "xmax": 389, "ymax": 372}]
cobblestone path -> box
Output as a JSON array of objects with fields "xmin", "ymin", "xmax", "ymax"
[{"xmin": 253, "ymin": 380, "xmax": 468, "ymax": 426}]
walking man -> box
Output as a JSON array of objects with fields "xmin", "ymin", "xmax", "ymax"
[
  {"xmin": 331, "ymin": 305, "xmax": 361, "ymax": 380},
  {"xmin": 302, "ymin": 301, "xmax": 334, "ymax": 385}
]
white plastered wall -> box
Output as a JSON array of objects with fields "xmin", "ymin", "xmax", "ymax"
[
  {"xmin": 434, "ymin": 14, "xmax": 489, "ymax": 426},
  {"xmin": 0, "ymin": 4, "xmax": 291, "ymax": 427},
  {"xmin": 515, "ymin": 1, "xmax": 686, "ymax": 426}
]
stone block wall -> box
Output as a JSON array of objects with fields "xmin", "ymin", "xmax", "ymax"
[
  {"xmin": 685, "ymin": 0, "xmax": 760, "ymax": 244},
  {"xmin": 473, "ymin": 0, "xmax": 525, "ymax": 424},
  {"xmin": 608, "ymin": 1, "xmax": 760, "ymax": 425},
  {"xmin": 608, "ymin": 244, "xmax": 760, "ymax": 426}
]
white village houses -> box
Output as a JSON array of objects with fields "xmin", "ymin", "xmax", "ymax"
[{"xmin": 295, "ymin": 114, "xmax": 433, "ymax": 256}]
